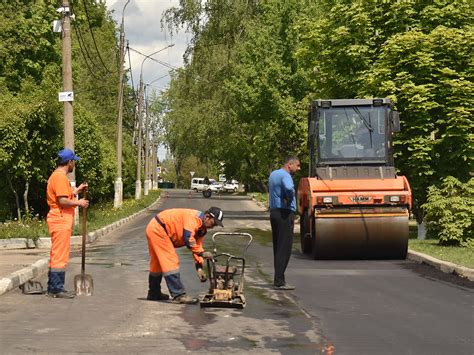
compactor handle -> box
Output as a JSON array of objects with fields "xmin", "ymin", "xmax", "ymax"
[{"xmin": 210, "ymin": 232, "xmax": 253, "ymax": 258}]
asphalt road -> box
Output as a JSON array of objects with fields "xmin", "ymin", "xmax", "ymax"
[{"xmin": 0, "ymin": 189, "xmax": 472, "ymax": 354}]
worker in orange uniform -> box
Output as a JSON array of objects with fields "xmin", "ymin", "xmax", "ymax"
[
  {"xmin": 46, "ymin": 148, "xmax": 89, "ymax": 298},
  {"xmin": 146, "ymin": 207, "xmax": 224, "ymax": 304}
]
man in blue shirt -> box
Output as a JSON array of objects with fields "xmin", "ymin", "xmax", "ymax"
[{"xmin": 268, "ymin": 156, "xmax": 301, "ymax": 290}]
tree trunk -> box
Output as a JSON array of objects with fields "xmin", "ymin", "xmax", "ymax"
[
  {"xmin": 6, "ymin": 173, "xmax": 22, "ymax": 222},
  {"xmin": 412, "ymin": 203, "xmax": 424, "ymax": 224},
  {"xmin": 23, "ymin": 180, "xmax": 30, "ymax": 216},
  {"xmin": 174, "ymin": 156, "xmax": 182, "ymax": 188}
]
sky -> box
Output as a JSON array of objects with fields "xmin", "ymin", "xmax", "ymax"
[{"xmin": 104, "ymin": 0, "xmax": 189, "ymax": 160}]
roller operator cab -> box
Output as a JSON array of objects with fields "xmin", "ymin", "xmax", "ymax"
[{"xmin": 297, "ymin": 98, "xmax": 412, "ymax": 259}]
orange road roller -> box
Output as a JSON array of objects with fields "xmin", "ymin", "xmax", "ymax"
[{"xmin": 297, "ymin": 98, "xmax": 412, "ymax": 259}]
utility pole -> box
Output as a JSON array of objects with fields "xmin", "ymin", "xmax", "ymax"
[
  {"xmin": 61, "ymin": 0, "xmax": 74, "ymax": 182},
  {"xmin": 144, "ymin": 87, "xmax": 151, "ymax": 195},
  {"xmin": 114, "ymin": 0, "xmax": 130, "ymax": 208},
  {"xmin": 142, "ymin": 72, "xmax": 169, "ymax": 192},
  {"xmin": 135, "ymin": 80, "xmax": 144, "ymax": 200},
  {"xmin": 134, "ymin": 44, "xmax": 174, "ymax": 199},
  {"xmin": 152, "ymin": 144, "xmax": 158, "ymax": 189},
  {"xmin": 59, "ymin": 0, "xmax": 78, "ymax": 224}
]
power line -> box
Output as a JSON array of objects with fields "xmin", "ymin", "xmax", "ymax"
[
  {"xmin": 147, "ymin": 84, "xmax": 168, "ymax": 90},
  {"xmin": 146, "ymin": 72, "xmax": 170, "ymax": 86},
  {"xmin": 81, "ymin": 0, "xmax": 114, "ymax": 74},
  {"xmin": 72, "ymin": 21, "xmax": 100, "ymax": 79},
  {"xmin": 126, "ymin": 42, "xmax": 136, "ymax": 95},
  {"xmin": 70, "ymin": 0, "xmax": 115, "ymax": 80},
  {"xmin": 70, "ymin": 0, "xmax": 100, "ymax": 72},
  {"xmin": 126, "ymin": 41, "xmax": 140, "ymax": 146},
  {"xmin": 128, "ymin": 46, "xmax": 178, "ymax": 70}
]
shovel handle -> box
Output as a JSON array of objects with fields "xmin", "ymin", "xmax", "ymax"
[{"xmin": 81, "ymin": 188, "xmax": 88, "ymax": 274}]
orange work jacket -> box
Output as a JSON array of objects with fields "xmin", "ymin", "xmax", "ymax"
[{"xmin": 156, "ymin": 208, "xmax": 207, "ymax": 266}]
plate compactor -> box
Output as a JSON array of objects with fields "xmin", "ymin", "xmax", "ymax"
[{"xmin": 200, "ymin": 232, "xmax": 253, "ymax": 309}]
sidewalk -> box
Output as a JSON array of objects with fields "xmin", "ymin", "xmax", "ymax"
[{"xmin": 0, "ymin": 248, "xmax": 49, "ymax": 279}]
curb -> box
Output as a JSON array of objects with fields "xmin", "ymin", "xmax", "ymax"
[
  {"xmin": 407, "ymin": 250, "xmax": 474, "ymax": 282},
  {"xmin": 250, "ymin": 197, "xmax": 268, "ymax": 211},
  {"xmin": 0, "ymin": 197, "xmax": 160, "ymax": 296},
  {"xmin": 0, "ymin": 259, "xmax": 49, "ymax": 296}
]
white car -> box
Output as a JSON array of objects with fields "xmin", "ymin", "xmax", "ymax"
[
  {"xmin": 191, "ymin": 177, "xmax": 206, "ymax": 191},
  {"xmin": 208, "ymin": 181, "xmax": 223, "ymax": 192},
  {"xmin": 223, "ymin": 180, "xmax": 239, "ymax": 192},
  {"xmin": 191, "ymin": 178, "xmax": 221, "ymax": 192}
]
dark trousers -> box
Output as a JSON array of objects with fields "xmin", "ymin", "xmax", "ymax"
[
  {"xmin": 149, "ymin": 272, "xmax": 185, "ymax": 298},
  {"xmin": 47, "ymin": 270, "xmax": 66, "ymax": 293},
  {"xmin": 270, "ymin": 208, "xmax": 295, "ymax": 286}
]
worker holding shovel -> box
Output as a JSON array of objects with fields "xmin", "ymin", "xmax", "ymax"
[
  {"xmin": 46, "ymin": 148, "xmax": 89, "ymax": 298},
  {"xmin": 145, "ymin": 207, "xmax": 224, "ymax": 304}
]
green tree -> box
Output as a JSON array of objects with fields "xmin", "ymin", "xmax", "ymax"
[
  {"xmin": 162, "ymin": 1, "xmax": 308, "ymax": 189},
  {"xmin": 0, "ymin": 0, "xmax": 137, "ymax": 221},
  {"xmin": 0, "ymin": 0, "xmax": 59, "ymax": 93},
  {"xmin": 360, "ymin": 6, "xmax": 473, "ymax": 219},
  {"xmin": 0, "ymin": 88, "xmax": 61, "ymax": 220},
  {"xmin": 423, "ymin": 177, "xmax": 473, "ymax": 247}
]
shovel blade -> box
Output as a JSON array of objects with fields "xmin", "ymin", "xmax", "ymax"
[{"xmin": 74, "ymin": 274, "xmax": 94, "ymax": 296}]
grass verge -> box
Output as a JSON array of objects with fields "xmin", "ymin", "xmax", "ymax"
[
  {"xmin": 248, "ymin": 192, "xmax": 269, "ymax": 209},
  {"xmin": 0, "ymin": 190, "xmax": 161, "ymax": 240},
  {"xmin": 408, "ymin": 239, "xmax": 474, "ymax": 269},
  {"xmin": 77, "ymin": 190, "xmax": 160, "ymax": 234},
  {"xmin": 408, "ymin": 222, "xmax": 473, "ymax": 268}
]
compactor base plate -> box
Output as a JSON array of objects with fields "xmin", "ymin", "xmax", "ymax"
[{"xmin": 200, "ymin": 293, "xmax": 245, "ymax": 309}]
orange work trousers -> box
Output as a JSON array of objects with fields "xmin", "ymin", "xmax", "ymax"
[
  {"xmin": 47, "ymin": 208, "xmax": 74, "ymax": 271},
  {"xmin": 146, "ymin": 217, "xmax": 180, "ymax": 275}
]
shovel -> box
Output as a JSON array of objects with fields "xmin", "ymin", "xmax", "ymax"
[{"xmin": 74, "ymin": 189, "xmax": 94, "ymax": 296}]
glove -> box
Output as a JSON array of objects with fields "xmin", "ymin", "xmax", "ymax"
[
  {"xmin": 197, "ymin": 268, "xmax": 207, "ymax": 282},
  {"xmin": 202, "ymin": 251, "xmax": 213, "ymax": 260}
]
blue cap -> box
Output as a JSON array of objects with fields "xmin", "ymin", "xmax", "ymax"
[{"xmin": 58, "ymin": 148, "xmax": 80, "ymax": 164}]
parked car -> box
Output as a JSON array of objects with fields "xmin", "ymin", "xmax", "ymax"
[
  {"xmin": 191, "ymin": 177, "xmax": 223, "ymax": 192},
  {"xmin": 223, "ymin": 180, "xmax": 239, "ymax": 192},
  {"xmin": 208, "ymin": 181, "xmax": 223, "ymax": 192},
  {"xmin": 191, "ymin": 177, "xmax": 207, "ymax": 191}
]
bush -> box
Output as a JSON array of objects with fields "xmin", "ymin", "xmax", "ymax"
[
  {"xmin": 422, "ymin": 177, "xmax": 473, "ymax": 247},
  {"xmin": 0, "ymin": 214, "xmax": 48, "ymax": 240}
]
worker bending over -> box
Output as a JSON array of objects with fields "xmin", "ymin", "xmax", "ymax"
[{"xmin": 146, "ymin": 207, "xmax": 224, "ymax": 304}]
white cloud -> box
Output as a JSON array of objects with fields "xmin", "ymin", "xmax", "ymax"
[{"xmin": 105, "ymin": 0, "xmax": 189, "ymax": 90}]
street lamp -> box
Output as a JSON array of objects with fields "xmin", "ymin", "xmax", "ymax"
[
  {"xmin": 135, "ymin": 44, "xmax": 175, "ymax": 199},
  {"xmin": 142, "ymin": 72, "xmax": 171, "ymax": 192},
  {"xmin": 114, "ymin": 0, "xmax": 130, "ymax": 208}
]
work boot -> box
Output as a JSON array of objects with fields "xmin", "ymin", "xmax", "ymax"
[
  {"xmin": 147, "ymin": 273, "xmax": 169, "ymax": 300},
  {"xmin": 171, "ymin": 294, "xmax": 199, "ymax": 304},
  {"xmin": 47, "ymin": 290, "xmax": 76, "ymax": 299},
  {"xmin": 147, "ymin": 290, "xmax": 170, "ymax": 301},
  {"xmin": 273, "ymin": 283, "xmax": 295, "ymax": 291}
]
